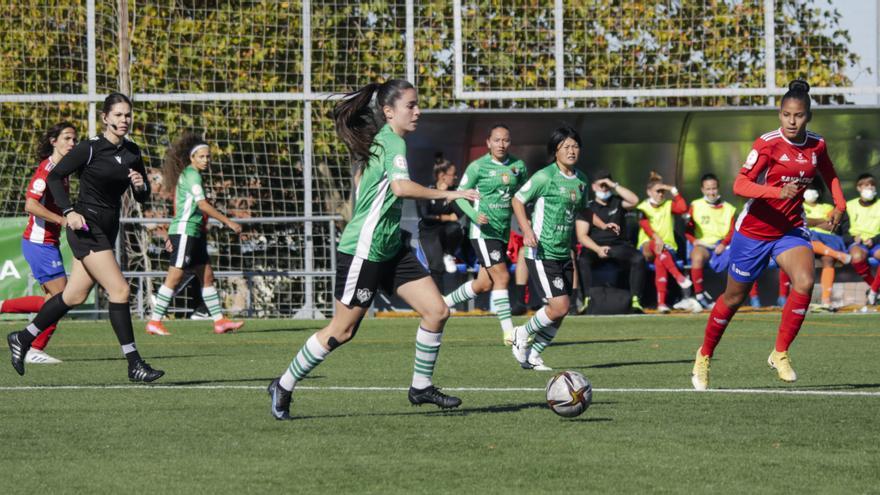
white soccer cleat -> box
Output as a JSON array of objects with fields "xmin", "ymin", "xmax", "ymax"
[
  {"xmin": 443, "ymin": 255, "xmax": 458, "ymax": 274},
  {"xmin": 673, "ymin": 297, "xmax": 702, "ymax": 313},
  {"xmin": 527, "ymin": 352, "xmax": 552, "ymax": 371},
  {"xmin": 502, "ymin": 328, "xmax": 513, "ymax": 346},
  {"xmin": 657, "ymin": 304, "xmax": 671, "ymax": 314},
  {"xmin": 511, "ymin": 326, "xmax": 530, "ymax": 367},
  {"xmin": 25, "ymin": 348, "xmax": 62, "ymax": 364}
]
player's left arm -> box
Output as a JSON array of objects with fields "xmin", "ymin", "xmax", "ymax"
[
  {"xmin": 128, "ymin": 153, "xmax": 151, "ymax": 203},
  {"xmin": 816, "ymin": 143, "xmax": 847, "ymax": 232}
]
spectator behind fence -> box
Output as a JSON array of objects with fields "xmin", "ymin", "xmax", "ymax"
[
  {"xmin": 416, "ymin": 153, "xmax": 465, "ymax": 292},
  {"xmin": 574, "ymin": 170, "xmax": 645, "ymax": 313}
]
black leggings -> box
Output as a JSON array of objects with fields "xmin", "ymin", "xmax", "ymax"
[{"xmin": 577, "ymin": 243, "xmax": 646, "ymax": 298}]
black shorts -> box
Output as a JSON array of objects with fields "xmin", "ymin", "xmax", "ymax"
[
  {"xmin": 471, "ymin": 238, "xmax": 508, "ymax": 268},
  {"xmin": 168, "ymin": 234, "xmax": 210, "ymax": 269},
  {"xmin": 66, "ymin": 205, "xmax": 119, "ymax": 260},
  {"xmin": 526, "ymin": 257, "xmax": 573, "ymax": 301},
  {"xmin": 334, "ymin": 248, "xmax": 430, "ymax": 307}
]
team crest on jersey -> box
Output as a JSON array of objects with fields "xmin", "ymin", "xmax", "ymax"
[
  {"xmin": 796, "ymin": 152, "xmax": 808, "ymax": 164},
  {"xmin": 743, "ymin": 149, "xmax": 759, "ymax": 169},
  {"xmin": 393, "ymin": 155, "xmax": 407, "ymax": 170},
  {"xmin": 501, "ymin": 173, "xmax": 509, "ymax": 184},
  {"xmin": 569, "ymin": 190, "xmax": 577, "ymax": 202},
  {"xmin": 31, "ymin": 178, "xmax": 46, "ymax": 193},
  {"xmin": 356, "ymin": 288, "xmax": 373, "ymax": 303},
  {"xmin": 552, "ymin": 277, "xmax": 564, "ymax": 290},
  {"xmin": 115, "ymin": 156, "xmax": 122, "ymax": 164},
  {"xmin": 490, "ymin": 250, "xmax": 502, "ymax": 261}
]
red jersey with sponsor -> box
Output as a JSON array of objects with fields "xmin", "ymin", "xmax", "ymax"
[
  {"xmin": 734, "ymin": 128, "xmax": 845, "ymax": 241},
  {"xmin": 23, "ymin": 158, "xmax": 68, "ymax": 246}
]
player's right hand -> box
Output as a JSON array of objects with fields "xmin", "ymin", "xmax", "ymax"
[
  {"xmin": 451, "ymin": 189, "xmax": 480, "ymax": 202},
  {"xmin": 227, "ymin": 220, "xmax": 243, "ymax": 234},
  {"xmin": 779, "ymin": 183, "xmax": 800, "ymax": 199},
  {"xmin": 523, "ymin": 230, "xmax": 538, "ymax": 248},
  {"xmin": 596, "ymin": 246, "xmax": 611, "ymax": 258},
  {"xmin": 477, "ymin": 213, "xmax": 489, "ymax": 225},
  {"xmin": 65, "ymin": 211, "xmax": 87, "ymax": 231}
]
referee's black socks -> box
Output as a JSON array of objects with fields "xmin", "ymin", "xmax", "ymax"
[
  {"xmin": 108, "ymin": 302, "xmax": 142, "ymax": 366},
  {"xmin": 18, "ymin": 293, "xmax": 71, "ymax": 346}
]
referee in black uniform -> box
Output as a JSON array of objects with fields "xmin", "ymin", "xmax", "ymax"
[
  {"xmin": 7, "ymin": 93, "xmax": 164, "ymax": 382},
  {"xmin": 575, "ymin": 170, "xmax": 646, "ymax": 313}
]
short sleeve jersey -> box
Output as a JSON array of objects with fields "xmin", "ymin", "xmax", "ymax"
[
  {"xmin": 803, "ymin": 202, "xmax": 835, "ymax": 235},
  {"xmin": 169, "ymin": 166, "xmax": 208, "ymax": 237},
  {"xmin": 637, "ymin": 199, "xmax": 678, "ymax": 250},
  {"xmin": 734, "ymin": 129, "xmax": 838, "ymax": 240},
  {"xmin": 514, "ymin": 163, "xmax": 589, "ymax": 261},
  {"xmin": 458, "ymin": 153, "xmax": 526, "ymax": 241},
  {"xmin": 338, "ymin": 124, "xmax": 410, "ymax": 261},
  {"xmin": 690, "ymin": 198, "xmax": 736, "ymax": 245},
  {"xmin": 23, "ymin": 158, "xmax": 68, "ymax": 246},
  {"xmin": 846, "ymin": 198, "xmax": 880, "ymax": 239}
]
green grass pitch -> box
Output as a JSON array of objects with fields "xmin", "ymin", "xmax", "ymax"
[{"xmin": 1, "ymin": 312, "xmax": 878, "ymax": 494}]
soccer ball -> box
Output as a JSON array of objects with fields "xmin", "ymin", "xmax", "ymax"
[{"xmin": 545, "ymin": 371, "xmax": 592, "ymax": 418}]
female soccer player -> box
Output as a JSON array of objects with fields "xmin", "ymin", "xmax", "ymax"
[
  {"xmin": 802, "ymin": 183, "xmax": 851, "ymax": 310},
  {"xmin": 686, "ymin": 173, "xmax": 736, "ymax": 310},
  {"xmin": 509, "ymin": 126, "xmax": 610, "ymax": 371},
  {"xmin": 267, "ymin": 79, "xmax": 479, "ymax": 419},
  {"xmin": 443, "ymin": 124, "xmax": 526, "ymax": 345},
  {"xmin": 846, "ymin": 173, "xmax": 880, "ymax": 307},
  {"xmin": 7, "ymin": 92, "xmax": 164, "ymax": 382},
  {"xmin": 636, "ymin": 172, "xmax": 699, "ymax": 313},
  {"xmin": 0, "ymin": 122, "xmax": 77, "ymax": 364},
  {"xmin": 145, "ymin": 133, "xmax": 244, "ymax": 335},
  {"xmin": 692, "ymin": 80, "xmax": 847, "ymax": 390},
  {"xmin": 416, "ymin": 154, "xmax": 464, "ymax": 291}
]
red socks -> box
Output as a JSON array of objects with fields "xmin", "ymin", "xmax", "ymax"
[
  {"xmin": 701, "ymin": 296, "xmax": 737, "ymax": 357},
  {"xmin": 749, "ymin": 282, "xmax": 759, "ymax": 298},
  {"xmin": 658, "ymin": 250, "xmax": 687, "ymax": 285},
  {"xmin": 853, "ymin": 260, "xmax": 874, "ymax": 286},
  {"xmin": 872, "ymin": 270, "xmax": 880, "ymax": 293},
  {"xmin": 0, "ymin": 296, "xmax": 45, "ymax": 313},
  {"xmin": 655, "ymin": 258, "xmax": 668, "ymax": 306},
  {"xmin": 692, "ymin": 267, "xmax": 704, "ymax": 294},
  {"xmin": 778, "ymin": 270, "xmax": 791, "ymax": 298},
  {"xmin": 775, "ymin": 290, "xmax": 811, "ymax": 352},
  {"xmin": 31, "ymin": 324, "xmax": 58, "ymax": 351}
]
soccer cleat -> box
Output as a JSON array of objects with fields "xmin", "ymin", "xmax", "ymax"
[
  {"xmin": 145, "ymin": 320, "xmax": 171, "ymax": 336},
  {"xmin": 190, "ymin": 308, "xmax": 212, "ymax": 321},
  {"xmin": 442, "ymin": 254, "xmax": 458, "ymax": 274},
  {"xmin": 128, "ymin": 360, "xmax": 165, "ymax": 383},
  {"xmin": 809, "ymin": 303, "xmax": 835, "ymax": 313},
  {"xmin": 577, "ymin": 296, "xmax": 590, "ymax": 315},
  {"xmin": 768, "ymin": 350, "xmax": 797, "ymax": 382},
  {"xmin": 267, "ymin": 378, "xmax": 293, "ymax": 420},
  {"xmin": 750, "ymin": 295, "xmax": 762, "ymax": 308},
  {"xmin": 867, "ymin": 291, "xmax": 878, "ymax": 306},
  {"xmin": 631, "ymin": 296, "xmax": 644, "ymax": 314},
  {"xmin": 25, "ymin": 348, "xmax": 62, "ymax": 364},
  {"xmin": 656, "ymin": 304, "xmax": 671, "ymax": 314},
  {"xmin": 691, "ymin": 348, "xmax": 710, "ymax": 391},
  {"xmin": 673, "ymin": 297, "xmax": 702, "ymax": 313},
  {"xmin": 502, "ymin": 328, "xmax": 513, "ymax": 346},
  {"xmin": 408, "ymin": 385, "xmax": 462, "ymax": 409},
  {"xmin": 7, "ymin": 331, "xmax": 30, "ymax": 376},
  {"xmin": 672, "ymin": 298, "xmax": 690, "ymax": 310},
  {"xmin": 696, "ymin": 292, "xmax": 714, "ymax": 310},
  {"xmin": 526, "ymin": 352, "xmax": 552, "ymax": 371},
  {"xmin": 511, "ymin": 326, "xmax": 531, "ymax": 368},
  {"xmin": 213, "ymin": 318, "xmax": 244, "ymax": 334}
]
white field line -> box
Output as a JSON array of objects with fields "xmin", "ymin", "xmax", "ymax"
[{"xmin": 0, "ymin": 385, "xmax": 878, "ymax": 396}]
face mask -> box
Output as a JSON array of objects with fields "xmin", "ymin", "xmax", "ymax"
[
  {"xmin": 802, "ymin": 189, "xmax": 819, "ymax": 203},
  {"xmin": 702, "ymin": 195, "xmax": 721, "ymax": 205},
  {"xmin": 648, "ymin": 197, "xmax": 661, "ymax": 207},
  {"xmin": 596, "ymin": 190, "xmax": 613, "ymax": 201},
  {"xmin": 861, "ymin": 188, "xmax": 877, "ymax": 201}
]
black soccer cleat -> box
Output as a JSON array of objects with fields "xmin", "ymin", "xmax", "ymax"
[
  {"xmin": 7, "ymin": 331, "xmax": 30, "ymax": 376},
  {"xmin": 267, "ymin": 378, "xmax": 292, "ymax": 420},
  {"xmin": 128, "ymin": 360, "xmax": 165, "ymax": 383},
  {"xmin": 408, "ymin": 385, "xmax": 462, "ymax": 409}
]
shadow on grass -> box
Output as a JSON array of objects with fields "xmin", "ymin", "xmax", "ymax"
[
  {"xmin": 744, "ymin": 383, "xmax": 880, "ymax": 391},
  {"xmin": 552, "ymin": 338, "xmax": 642, "ymax": 348},
  {"xmin": 64, "ymin": 354, "xmax": 223, "ymax": 362},
  {"xmin": 290, "ymin": 401, "xmax": 616, "ymax": 421},
  {"xmin": 560, "ymin": 359, "xmax": 692, "ymax": 370},
  {"xmin": 160, "ymin": 376, "xmax": 325, "ymax": 386}
]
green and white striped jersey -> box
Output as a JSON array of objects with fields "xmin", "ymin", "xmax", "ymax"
[
  {"xmin": 169, "ymin": 166, "xmax": 208, "ymax": 237},
  {"xmin": 455, "ymin": 153, "xmax": 526, "ymax": 242},
  {"xmin": 338, "ymin": 124, "xmax": 410, "ymax": 262},
  {"xmin": 514, "ymin": 163, "xmax": 589, "ymax": 261}
]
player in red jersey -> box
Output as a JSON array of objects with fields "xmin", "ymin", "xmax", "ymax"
[
  {"xmin": 691, "ymin": 80, "xmax": 847, "ymax": 390},
  {"xmin": 0, "ymin": 122, "xmax": 76, "ymax": 364}
]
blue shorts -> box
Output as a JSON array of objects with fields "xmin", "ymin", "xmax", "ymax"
[
  {"xmin": 810, "ymin": 231, "xmax": 846, "ymax": 253},
  {"xmin": 687, "ymin": 241, "xmax": 731, "ymax": 273},
  {"xmin": 728, "ymin": 229, "xmax": 811, "ymax": 283},
  {"xmin": 848, "ymin": 242, "xmax": 880, "ymax": 258},
  {"xmin": 21, "ymin": 240, "xmax": 66, "ymax": 284}
]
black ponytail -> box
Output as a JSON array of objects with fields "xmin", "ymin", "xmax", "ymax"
[
  {"xmin": 781, "ymin": 79, "xmax": 811, "ymax": 113},
  {"xmin": 36, "ymin": 121, "xmax": 76, "ymax": 159},
  {"xmin": 332, "ymin": 79, "xmax": 415, "ymax": 165}
]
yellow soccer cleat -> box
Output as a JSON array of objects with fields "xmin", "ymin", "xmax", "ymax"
[
  {"xmin": 768, "ymin": 350, "xmax": 797, "ymax": 382},
  {"xmin": 691, "ymin": 347, "xmax": 710, "ymax": 391},
  {"xmin": 502, "ymin": 328, "xmax": 513, "ymax": 346}
]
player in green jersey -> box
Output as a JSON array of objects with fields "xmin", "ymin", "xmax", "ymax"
[
  {"xmin": 267, "ymin": 80, "xmax": 479, "ymax": 419},
  {"xmin": 509, "ymin": 126, "xmax": 612, "ymax": 371},
  {"xmin": 443, "ymin": 124, "xmax": 526, "ymax": 345},
  {"xmin": 146, "ymin": 133, "xmax": 244, "ymax": 336}
]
